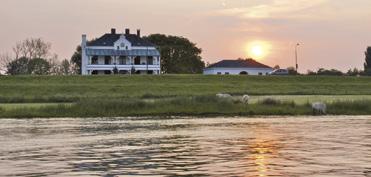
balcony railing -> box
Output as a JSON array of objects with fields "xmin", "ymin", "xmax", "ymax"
[
  {"xmin": 89, "ymin": 63, "xmax": 159, "ymax": 66},
  {"xmin": 87, "ymin": 64, "xmax": 160, "ymax": 70}
]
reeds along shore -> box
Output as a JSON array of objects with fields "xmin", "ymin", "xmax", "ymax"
[
  {"xmin": 1, "ymin": 75, "xmax": 371, "ymax": 118},
  {"xmin": 1, "ymin": 96, "xmax": 371, "ymax": 118}
]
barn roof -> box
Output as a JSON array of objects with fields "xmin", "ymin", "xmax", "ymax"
[{"xmin": 207, "ymin": 59, "xmax": 272, "ymax": 69}]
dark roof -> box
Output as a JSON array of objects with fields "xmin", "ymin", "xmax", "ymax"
[
  {"xmin": 207, "ymin": 59, "xmax": 272, "ymax": 69},
  {"xmin": 86, "ymin": 49, "xmax": 160, "ymax": 56},
  {"xmin": 88, "ymin": 33, "xmax": 155, "ymax": 47}
]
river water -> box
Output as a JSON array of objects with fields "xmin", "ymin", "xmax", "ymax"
[{"xmin": 0, "ymin": 116, "xmax": 370, "ymax": 177}]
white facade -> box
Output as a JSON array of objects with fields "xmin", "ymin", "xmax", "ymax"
[
  {"xmin": 204, "ymin": 67, "xmax": 274, "ymax": 75},
  {"xmin": 81, "ymin": 29, "xmax": 161, "ymax": 75}
]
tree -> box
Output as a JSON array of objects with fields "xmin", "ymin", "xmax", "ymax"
[
  {"xmin": 60, "ymin": 59, "xmax": 71, "ymax": 75},
  {"xmin": 347, "ymin": 68, "xmax": 361, "ymax": 76},
  {"xmin": 6, "ymin": 57, "xmax": 29, "ymax": 75},
  {"xmin": 307, "ymin": 70, "xmax": 317, "ymax": 75},
  {"xmin": 317, "ymin": 68, "xmax": 343, "ymax": 76},
  {"xmin": 28, "ymin": 58, "xmax": 50, "ymax": 75},
  {"xmin": 70, "ymin": 45, "xmax": 82, "ymax": 74},
  {"xmin": 287, "ymin": 67, "xmax": 298, "ymax": 75},
  {"xmin": 364, "ymin": 47, "xmax": 371, "ymax": 75},
  {"xmin": 144, "ymin": 34, "xmax": 205, "ymax": 74},
  {"xmin": 273, "ymin": 65, "xmax": 280, "ymax": 70},
  {"xmin": 12, "ymin": 38, "xmax": 51, "ymax": 59},
  {"xmin": 3, "ymin": 38, "xmax": 53, "ymax": 75},
  {"xmin": 0, "ymin": 53, "xmax": 12, "ymax": 74}
]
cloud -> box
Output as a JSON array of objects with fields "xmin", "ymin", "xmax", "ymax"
[{"xmin": 217, "ymin": 0, "xmax": 328, "ymax": 20}]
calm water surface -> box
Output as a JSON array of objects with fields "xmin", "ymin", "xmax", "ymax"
[{"xmin": 0, "ymin": 116, "xmax": 370, "ymax": 177}]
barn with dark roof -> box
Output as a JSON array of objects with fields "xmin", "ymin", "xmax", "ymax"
[{"xmin": 203, "ymin": 59, "xmax": 273, "ymax": 75}]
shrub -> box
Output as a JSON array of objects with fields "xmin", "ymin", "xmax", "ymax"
[{"xmin": 259, "ymin": 98, "xmax": 281, "ymax": 105}]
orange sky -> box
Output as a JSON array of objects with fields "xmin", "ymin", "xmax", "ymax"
[{"xmin": 1, "ymin": 0, "xmax": 371, "ymax": 72}]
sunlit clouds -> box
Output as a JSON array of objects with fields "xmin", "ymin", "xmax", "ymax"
[{"xmin": 217, "ymin": 0, "xmax": 328, "ymax": 19}]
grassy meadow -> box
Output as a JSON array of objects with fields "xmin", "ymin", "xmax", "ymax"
[{"xmin": 1, "ymin": 75, "xmax": 371, "ymax": 118}]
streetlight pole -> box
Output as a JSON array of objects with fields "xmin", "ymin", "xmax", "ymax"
[{"xmin": 295, "ymin": 43, "xmax": 300, "ymax": 72}]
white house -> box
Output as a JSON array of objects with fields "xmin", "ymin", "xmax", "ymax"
[
  {"xmin": 81, "ymin": 28, "xmax": 161, "ymax": 75},
  {"xmin": 203, "ymin": 59, "xmax": 273, "ymax": 75}
]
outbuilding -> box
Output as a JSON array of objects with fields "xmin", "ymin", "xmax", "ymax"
[{"xmin": 203, "ymin": 59, "xmax": 273, "ymax": 75}]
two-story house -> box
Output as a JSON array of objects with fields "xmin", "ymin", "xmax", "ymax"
[{"xmin": 81, "ymin": 28, "xmax": 161, "ymax": 75}]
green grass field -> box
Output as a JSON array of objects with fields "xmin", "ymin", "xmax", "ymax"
[
  {"xmin": 1, "ymin": 75, "xmax": 371, "ymax": 102},
  {"xmin": 1, "ymin": 75, "xmax": 371, "ymax": 118}
]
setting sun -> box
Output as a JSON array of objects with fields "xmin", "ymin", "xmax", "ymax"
[{"xmin": 246, "ymin": 41, "xmax": 271, "ymax": 60}]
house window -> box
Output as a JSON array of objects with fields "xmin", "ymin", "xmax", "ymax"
[
  {"xmin": 134, "ymin": 56, "xmax": 141, "ymax": 65},
  {"xmin": 259, "ymin": 72, "xmax": 263, "ymax": 76},
  {"xmin": 119, "ymin": 56, "xmax": 126, "ymax": 65},
  {"xmin": 217, "ymin": 72, "xmax": 222, "ymax": 75},
  {"xmin": 91, "ymin": 56, "xmax": 98, "ymax": 64},
  {"xmin": 225, "ymin": 72, "xmax": 230, "ymax": 75},
  {"xmin": 104, "ymin": 70, "xmax": 112, "ymax": 75},
  {"xmin": 240, "ymin": 71, "xmax": 248, "ymax": 75},
  {"xmin": 126, "ymin": 46, "xmax": 128, "ymax": 50},
  {"xmin": 91, "ymin": 70, "xmax": 98, "ymax": 75},
  {"xmin": 120, "ymin": 43, "xmax": 125, "ymax": 47},
  {"xmin": 147, "ymin": 56, "xmax": 153, "ymax": 65},
  {"xmin": 117, "ymin": 46, "xmax": 120, "ymax": 50},
  {"xmin": 104, "ymin": 56, "xmax": 112, "ymax": 65}
]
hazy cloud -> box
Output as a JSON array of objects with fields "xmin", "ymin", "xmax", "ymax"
[{"xmin": 217, "ymin": 0, "xmax": 328, "ymax": 19}]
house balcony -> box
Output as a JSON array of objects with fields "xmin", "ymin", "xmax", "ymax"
[{"xmin": 87, "ymin": 64, "xmax": 160, "ymax": 71}]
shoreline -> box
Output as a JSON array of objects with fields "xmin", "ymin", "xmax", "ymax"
[
  {"xmin": 1, "ymin": 115, "xmax": 370, "ymax": 120},
  {"xmin": 1, "ymin": 75, "xmax": 371, "ymax": 118}
]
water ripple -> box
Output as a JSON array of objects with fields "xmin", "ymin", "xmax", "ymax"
[{"xmin": 0, "ymin": 116, "xmax": 370, "ymax": 176}]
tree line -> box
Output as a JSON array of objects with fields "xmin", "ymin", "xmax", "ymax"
[
  {"xmin": 0, "ymin": 38, "xmax": 74, "ymax": 75},
  {"xmin": 1, "ymin": 36, "xmax": 371, "ymax": 76}
]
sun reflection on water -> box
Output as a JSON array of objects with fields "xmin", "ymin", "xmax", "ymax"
[{"xmin": 245, "ymin": 131, "xmax": 281, "ymax": 177}]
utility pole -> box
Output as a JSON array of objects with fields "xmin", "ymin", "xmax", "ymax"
[{"xmin": 295, "ymin": 43, "xmax": 300, "ymax": 72}]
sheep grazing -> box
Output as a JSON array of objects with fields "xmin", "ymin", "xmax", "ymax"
[
  {"xmin": 312, "ymin": 102, "xmax": 327, "ymax": 115},
  {"xmin": 241, "ymin": 95, "xmax": 250, "ymax": 104},
  {"xmin": 216, "ymin": 93, "xmax": 232, "ymax": 100}
]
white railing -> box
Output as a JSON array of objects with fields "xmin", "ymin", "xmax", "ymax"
[{"xmin": 87, "ymin": 64, "xmax": 160, "ymax": 70}]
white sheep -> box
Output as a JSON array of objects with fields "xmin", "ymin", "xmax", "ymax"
[
  {"xmin": 241, "ymin": 95, "xmax": 250, "ymax": 104},
  {"xmin": 312, "ymin": 102, "xmax": 327, "ymax": 115},
  {"xmin": 216, "ymin": 93, "xmax": 232, "ymax": 100}
]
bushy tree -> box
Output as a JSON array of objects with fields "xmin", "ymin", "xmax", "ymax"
[
  {"xmin": 3, "ymin": 38, "xmax": 56, "ymax": 75},
  {"xmin": 70, "ymin": 45, "xmax": 82, "ymax": 74},
  {"xmin": 317, "ymin": 68, "xmax": 344, "ymax": 76},
  {"xmin": 347, "ymin": 68, "xmax": 362, "ymax": 76},
  {"xmin": 287, "ymin": 67, "xmax": 298, "ymax": 75},
  {"xmin": 364, "ymin": 47, "xmax": 371, "ymax": 75},
  {"xmin": 6, "ymin": 57, "xmax": 29, "ymax": 75},
  {"xmin": 144, "ymin": 34, "xmax": 205, "ymax": 74},
  {"xmin": 28, "ymin": 58, "xmax": 50, "ymax": 75},
  {"xmin": 60, "ymin": 59, "xmax": 71, "ymax": 75},
  {"xmin": 12, "ymin": 38, "xmax": 51, "ymax": 59},
  {"xmin": 273, "ymin": 65, "xmax": 280, "ymax": 70}
]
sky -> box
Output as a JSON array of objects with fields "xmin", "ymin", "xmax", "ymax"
[{"xmin": 1, "ymin": 0, "xmax": 371, "ymax": 72}]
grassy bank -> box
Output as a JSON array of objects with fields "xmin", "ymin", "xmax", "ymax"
[
  {"xmin": 1, "ymin": 75, "xmax": 371, "ymax": 103},
  {"xmin": 1, "ymin": 75, "xmax": 371, "ymax": 118},
  {"xmin": 1, "ymin": 96, "xmax": 371, "ymax": 118}
]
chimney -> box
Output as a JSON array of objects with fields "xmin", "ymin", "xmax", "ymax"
[
  {"xmin": 111, "ymin": 28, "xmax": 116, "ymax": 34},
  {"xmin": 82, "ymin": 34, "xmax": 87, "ymax": 47},
  {"xmin": 137, "ymin": 29, "xmax": 141, "ymax": 37},
  {"xmin": 125, "ymin": 28, "xmax": 130, "ymax": 35}
]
